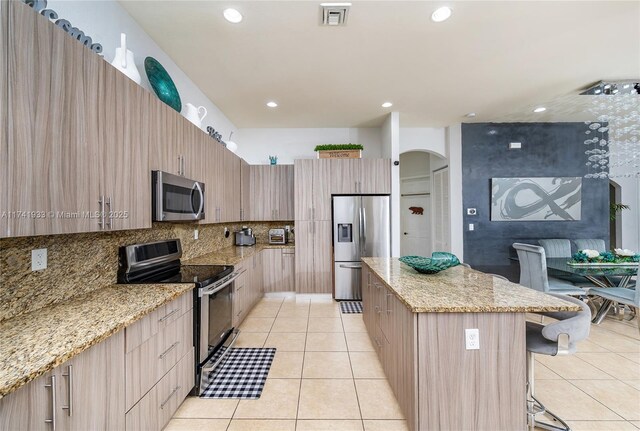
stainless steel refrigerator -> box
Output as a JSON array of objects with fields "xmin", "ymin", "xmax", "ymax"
[{"xmin": 333, "ymin": 195, "xmax": 391, "ymax": 300}]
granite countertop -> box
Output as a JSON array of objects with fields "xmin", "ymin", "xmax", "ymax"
[
  {"xmin": 362, "ymin": 257, "xmax": 581, "ymax": 313},
  {"xmin": 0, "ymin": 283, "xmax": 193, "ymax": 399},
  {"xmin": 184, "ymin": 243, "xmax": 295, "ymax": 266}
]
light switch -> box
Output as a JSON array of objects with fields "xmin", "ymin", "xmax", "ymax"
[
  {"xmin": 194, "ymin": 228, "xmax": 199, "ymax": 240},
  {"xmin": 468, "ymin": 223, "xmax": 475, "ymax": 231},
  {"xmin": 509, "ymin": 142, "xmax": 522, "ymax": 149}
]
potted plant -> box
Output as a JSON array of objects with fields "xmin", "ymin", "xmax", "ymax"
[{"xmin": 314, "ymin": 144, "xmax": 364, "ymax": 159}]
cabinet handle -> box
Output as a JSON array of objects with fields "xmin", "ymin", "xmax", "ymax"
[
  {"xmin": 177, "ymin": 156, "xmax": 182, "ymax": 175},
  {"xmin": 181, "ymin": 156, "xmax": 185, "ymax": 176},
  {"xmin": 105, "ymin": 196, "xmax": 112, "ymax": 229},
  {"xmin": 160, "ymin": 385, "xmax": 182, "ymax": 409},
  {"xmin": 386, "ymin": 293, "xmax": 393, "ymax": 314},
  {"xmin": 98, "ymin": 196, "xmax": 105, "ymax": 229},
  {"xmin": 159, "ymin": 308, "xmax": 180, "ymax": 323},
  {"xmin": 44, "ymin": 375, "xmax": 56, "ymax": 430},
  {"xmin": 159, "ymin": 341, "xmax": 180, "ymax": 359},
  {"xmin": 62, "ymin": 365, "xmax": 73, "ymax": 416}
]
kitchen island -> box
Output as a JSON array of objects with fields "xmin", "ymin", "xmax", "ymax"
[{"xmin": 361, "ymin": 258, "xmax": 580, "ymax": 431}]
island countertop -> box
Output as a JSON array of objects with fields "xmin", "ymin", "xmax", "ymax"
[{"xmin": 362, "ymin": 257, "xmax": 581, "ymax": 313}]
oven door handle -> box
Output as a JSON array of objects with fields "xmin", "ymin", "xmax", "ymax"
[
  {"xmin": 193, "ymin": 182, "xmax": 204, "ymax": 219},
  {"xmin": 200, "ymin": 269, "xmax": 246, "ymax": 297}
]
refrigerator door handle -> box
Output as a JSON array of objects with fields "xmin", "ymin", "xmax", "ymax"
[
  {"xmin": 361, "ymin": 205, "xmax": 367, "ymax": 255},
  {"xmin": 358, "ymin": 205, "xmax": 364, "ymax": 255},
  {"xmin": 339, "ymin": 264, "xmax": 362, "ymax": 269}
]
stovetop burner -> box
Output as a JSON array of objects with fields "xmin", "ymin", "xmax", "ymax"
[{"xmin": 142, "ymin": 265, "xmax": 233, "ymax": 286}]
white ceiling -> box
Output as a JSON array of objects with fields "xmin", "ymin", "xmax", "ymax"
[{"xmin": 120, "ymin": 1, "xmax": 640, "ymax": 128}]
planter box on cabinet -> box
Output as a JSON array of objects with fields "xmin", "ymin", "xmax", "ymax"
[{"xmin": 316, "ymin": 149, "xmax": 362, "ymax": 159}]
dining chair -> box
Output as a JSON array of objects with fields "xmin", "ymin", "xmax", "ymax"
[
  {"xmin": 574, "ymin": 239, "xmax": 606, "ymax": 252},
  {"xmin": 538, "ymin": 239, "xmax": 572, "ymax": 258},
  {"xmin": 513, "ymin": 243, "xmax": 588, "ymax": 297},
  {"xmin": 589, "ymin": 266, "xmax": 639, "ymax": 329},
  {"xmin": 526, "ymin": 293, "xmax": 591, "ymax": 431}
]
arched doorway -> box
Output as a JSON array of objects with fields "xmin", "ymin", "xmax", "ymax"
[{"xmin": 399, "ymin": 150, "xmax": 447, "ymax": 256}]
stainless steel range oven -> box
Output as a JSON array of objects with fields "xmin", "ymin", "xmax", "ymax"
[{"xmin": 118, "ymin": 239, "xmax": 243, "ymax": 395}]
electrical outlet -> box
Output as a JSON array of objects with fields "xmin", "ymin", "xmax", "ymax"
[
  {"xmin": 468, "ymin": 223, "xmax": 475, "ymax": 231},
  {"xmin": 31, "ymin": 248, "xmax": 47, "ymax": 271},
  {"xmin": 465, "ymin": 328, "xmax": 480, "ymax": 350},
  {"xmin": 467, "ymin": 208, "xmax": 477, "ymax": 215},
  {"xmin": 509, "ymin": 142, "xmax": 522, "ymax": 149},
  {"xmin": 194, "ymin": 228, "xmax": 199, "ymax": 240}
]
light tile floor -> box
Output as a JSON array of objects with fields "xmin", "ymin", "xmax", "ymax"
[{"xmin": 166, "ymin": 297, "xmax": 640, "ymax": 431}]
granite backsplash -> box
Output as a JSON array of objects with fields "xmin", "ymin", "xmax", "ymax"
[{"xmin": 0, "ymin": 221, "xmax": 294, "ymax": 322}]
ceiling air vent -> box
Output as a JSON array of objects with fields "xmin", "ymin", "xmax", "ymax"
[{"xmin": 320, "ymin": 3, "xmax": 351, "ymax": 26}]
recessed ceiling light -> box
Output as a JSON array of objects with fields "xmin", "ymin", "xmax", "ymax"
[
  {"xmin": 465, "ymin": 112, "xmax": 476, "ymax": 118},
  {"xmin": 266, "ymin": 101, "xmax": 278, "ymax": 108},
  {"xmin": 431, "ymin": 6, "xmax": 452, "ymax": 22},
  {"xmin": 533, "ymin": 107, "xmax": 546, "ymax": 113},
  {"xmin": 223, "ymin": 8, "xmax": 243, "ymax": 23},
  {"xmin": 381, "ymin": 102, "xmax": 393, "ymax": 108}
]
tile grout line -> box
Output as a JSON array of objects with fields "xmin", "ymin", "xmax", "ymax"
[{"xmin": 294, "ymin": 298, "xmax": 311, "ymax": 429}]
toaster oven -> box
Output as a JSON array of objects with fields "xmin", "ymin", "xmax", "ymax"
[{"xmin": 268, "ymin": 228, "xmax": 288, "ymax": 245}]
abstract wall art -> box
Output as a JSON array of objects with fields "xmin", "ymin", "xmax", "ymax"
[{"xmin": 491, "ymin": 177, "xmax": 582, "ymax": 221}]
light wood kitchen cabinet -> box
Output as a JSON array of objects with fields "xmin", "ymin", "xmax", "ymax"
[
  {"xmin": 0, "ymin": 0, "xmax": 8, "ymax": 238},
  {"xmin": 282, "ymin": 249, "xmax": 296, "ymax": 292},
  {"xmin": 232, "ymin": 254, "xmax": 265, "ymax": 326},
  {"xmin": 250, "ymin": 165, "xmax": 294, "ymax": 221},
  {"xmin": 100, "ymin": 61, "xmax": 151, "ymax": 231},
  {"xmin": 295, "ymin": 221, "xmax": 332, "ymax": 294},
  {"xmin": 240, "ymin": 159, "xmax": 251, "ymax": 221},
  {"xmin": 0, "ymin": 370, "xmax": 55, "ymax": 431},
  {"xmin": 125, "ymin": 293, "xmax": 193, "ymax": 412},
  {"xmin": 4, "ymin": 1, "xmax": 100, "ymax": 237},
  {"xmin": 125, "ymin": 348, "xmax": 194, "ymax": 431},
  {"xmin": 262, "ymin": 248, "xmax": 296, "ymax": 293},
  {"xmin": 3, "ymin": 2, "xmax": 150, "ymax": 237},
  {"xmin": 222, "ymin": 150, "xmax": 241, "ymax": 222},
  {"xmin": 294, "ymin": 159, "xmax": 331, "ymax": 221},
  {"xmin": 149, "ymin": 99, "xmax": 183, "ymax": 177},
  {"xmin": 329, "ymin": 159, "xmax": 391, "ymax": 194},
  {"xmin": 0, "ymin": 331, "xmax": 126, "ymax": 431},
  {"xmin": 58, "ymin": 330, "xmax": 126, "ymax": 431}
]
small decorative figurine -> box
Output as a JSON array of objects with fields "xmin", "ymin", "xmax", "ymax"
[{"xmin": 269, "ymin": 156, "xmax": 278, "ymax": 165}]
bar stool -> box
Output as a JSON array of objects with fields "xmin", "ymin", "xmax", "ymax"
[{"xmin": 526, "ymin": 293, "xmax": 591, "ymax": 431}]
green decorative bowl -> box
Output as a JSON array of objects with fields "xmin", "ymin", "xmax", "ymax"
[
  {"xmin": 144, "ymin": 57, "xmax": 182, "ymax": 112},
  {"xmin": 399, "ymin": 252, "xmax": 460, "ymax": 274}
]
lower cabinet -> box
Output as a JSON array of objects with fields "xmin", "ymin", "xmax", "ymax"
[
  {"xmin": 0, "ymin": 330, "xmax": 126, "ymax": 431},
  {"xmin": 125, "ymin": 348, "xmax": 194, "ymax": 431},
  {"xmin": 124, "ymin": 292, "xmax": 194, "ymax": 431},
  {"xmin": 232, "ymin": 252, "xmax": 266, "ymax": 327},
  {"xmin": 361, "ymin": 265, "xmax": 418, "ymax": 431},
  {"xmin": 263, "ymin": 248, "xmax": 295, "ymax": 293}
]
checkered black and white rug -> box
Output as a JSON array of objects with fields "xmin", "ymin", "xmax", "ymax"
[
  {"xmin": 200, "ymin": 347, "xmax": 276, "ymax": 399},
  {"xmin": 340, "ymin": 301, "xmax": 363, "ymax": 314}
]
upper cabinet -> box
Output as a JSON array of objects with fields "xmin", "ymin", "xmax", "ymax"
[
  {"xmin": 0, "ymin": 0, "xmax": 8, "ymax": 238},
  {"xmin": 240, "ymin": 159, "xmax": 251, "ymax": 221},
  {"xmin": 329, "ymin": 159, "xmax": 391, "ymax": 195},
  {"xmin": 294, "ymin": 159, "xmax": 331, "ymax": 221},
  {"xmin": 2, "ymin": 2, "xmax": 150, "ymax": 237},
  {"xmin": 249, "ymin": 165, "xmax": 294, "ymax": 221}
]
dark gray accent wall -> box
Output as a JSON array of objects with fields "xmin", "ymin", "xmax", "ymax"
[{"xmin": 462, "ymin": 123, "xmax": 609, "ymax": 277}]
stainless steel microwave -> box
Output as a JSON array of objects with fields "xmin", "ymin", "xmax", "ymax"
[{"xmin": 152, "ymin": 171, "xmax": 205, "ymax": 222}]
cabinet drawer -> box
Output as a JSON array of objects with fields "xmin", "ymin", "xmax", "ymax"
[
  {"xmin": 126, "ymin": 291, "xmax": 193, "ymax": 353},
  {"xmin": 125, "ymin": 348, "xmax": 195, "ymax": 431},
  {"xmin": 125, "ymin": 308, "xmax": 193, "ymax": 411}
]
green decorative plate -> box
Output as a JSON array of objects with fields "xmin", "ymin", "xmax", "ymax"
[
  {"xmin": 399, "ymin": 252, "xmax": 460, "ymax": 274},
  {"xmin": 144, "ymin": 57, "xmax": 181, "ymax": 112}
]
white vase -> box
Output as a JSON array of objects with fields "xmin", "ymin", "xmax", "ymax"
[
  {"xmin": 182, "ymin": 103, "xmax": 208, "ymax": 129},
  {"xmin": 111, "ymin": 33, "xmax": 141, "ymax": 84}
]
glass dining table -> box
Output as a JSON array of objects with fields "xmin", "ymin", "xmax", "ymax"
[
  {"xmin": 546, "ymin": 258, "xmax": 637, "ymax": 289},
  {"xmin": 546, "ymin": 258, "xmax": 638, "ymax": 323}
]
